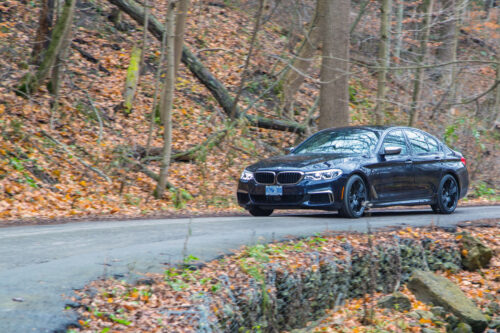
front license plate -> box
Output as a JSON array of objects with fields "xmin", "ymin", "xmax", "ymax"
[{"xmin": 266, "ymin": 185, "xmax": 283, "ymax": 196}]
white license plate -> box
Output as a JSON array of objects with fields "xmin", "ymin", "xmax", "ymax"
[{"xmin": 266, "ymin": 186, "xmax": 283, "ymax": 196}]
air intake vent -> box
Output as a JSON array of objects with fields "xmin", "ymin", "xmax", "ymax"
[
  {"xmin": 254, "ymin": 172, "xmax": 275, "ymax": 184},
  {"xmin": 277, "ymin": 172, "xmax": 303, "ymax": 184}
]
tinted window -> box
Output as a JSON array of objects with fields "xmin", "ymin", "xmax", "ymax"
[
  {"xmin": 293, "ymin": 129, "xmax": 380, "ymax": 155},
  {"xmin": 406, "ymin": 130, "xmax": 430, "ymax": 154},
  {"xmin": 381, "ymin": 130, "xmax": 408, "ymax": 155},
  {"xmin": 426, "ymin": 135, "xmax": 440, "ymax": 153}
]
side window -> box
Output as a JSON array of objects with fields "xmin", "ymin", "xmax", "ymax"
[
  {"xmin": 406, "ymin": 130, "xmax": 430, "ymax": 154},
  {"xmin": 381, "ymin": 130, "xmax": 408, "ymax": 155},
  {"xmin": 426, "ymin": 135, "xmax": 440, "ymax": 153}
]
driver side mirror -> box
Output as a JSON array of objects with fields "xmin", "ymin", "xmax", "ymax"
[
  {"xmin": 285, "ymin": 147, "xmax": 295, "ymax": 154},
  {"xmin": 381, "ymin": 146, "xmax": 402, "ymax": 156}
]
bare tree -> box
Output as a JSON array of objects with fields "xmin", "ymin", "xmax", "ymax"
[
  {"xmin": 281, "ymin": 0, "xmax": 324, "ymax": 117},
  {"xmin": 139, "ymin": 0, "xmax": 150, "ymax": 74},
  {"xmin": 230, "ymin": 0, "xmax": 265, "ymax": 119},
  {"xmin": 18, "ymin": 0, "xmax": 76, "ymax": 96},
  {"xmin": 155, "ymin": 0, "xmax": 177, "ymax": 198},
  {"xmin": 374, "ymin": 0, "xmax": 392, "ymax": 124},
  {"xmin": 318, "ymin": 0, "xmax": 350, "ymax": 129},
  {"xmin": 435, "ymin": 0, "xmax": 459, "ymax": 87},
  {"xmin": 174, "ymin": 0, "xmax": 190, "ymax": 75},
  {"xmin": 146, "ymin": 10, "xmax": 169, "ymax": 155},
  {"xmin": 408, "ymin": 0, "xmax": 433, "ymax": 126},
  {"xmin": 32, "ymin": 0, "xmax": 55, "ymax": 64},
  {"xmin": 394, "ymin": 0, "xmax": 405, "ymax": 63}
]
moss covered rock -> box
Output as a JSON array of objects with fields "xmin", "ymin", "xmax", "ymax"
[
  {"xmin": 458, "ymin": 232, "xmax": 493, "ymax": 270},
  {"xmin": 408, "ymin": 270, "xmax": 487, "ymax": 333},
  {"xmin": 377, "ymin": 292, "xmax": 412, "ymax": 312}
]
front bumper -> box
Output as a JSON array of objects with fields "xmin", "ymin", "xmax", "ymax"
[{"xmin": 237, "ymin": 176, "xmax": 347, "ymax": 210}]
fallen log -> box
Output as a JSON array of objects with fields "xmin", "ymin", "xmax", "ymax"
[{"xmin": 108, "ymin": 0, "xmax": 305, "ymax": 134}]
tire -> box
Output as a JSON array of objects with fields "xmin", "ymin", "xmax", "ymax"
[
  {"xmin": 339, "ymin": 175, "xmax": 367, "ymax": 218},
  {"xmin": 434, "ymin": 174, "xmax": 459, "ymax": 214},
  {"xmin": 248, "ymin": 207, "xmax": 274, "ymax": 217}
]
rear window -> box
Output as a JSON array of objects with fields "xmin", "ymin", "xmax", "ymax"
[
  {"xmin": 426, "ymin": 135, "xmax": 440, "ymax": 153},
  {"xmin": 406, "ymin": 130, "xmax": 430, "ymax": 154}
]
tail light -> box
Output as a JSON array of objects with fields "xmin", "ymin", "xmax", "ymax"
[{"xmin": 460, "ymin": 156, "xmax": 466, "ymax": 166}]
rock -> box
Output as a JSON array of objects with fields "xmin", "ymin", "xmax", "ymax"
[
  {"xmin": 408, "ymin": 309, "xmax": 435, "ymax": 321},
  {"xmin": 377, "ymin": 292, "xmax": 412, "ymax": 312},
  {"xmin": 458, "ymin": 232, "xmax": 493, "ymax": 270},
  {"xmin": 431, "ymin": 306, "xmax": 447, "ymax": 318},
  {"xmin": 422, "ymin": 328, "xmax": 440, "ymax": 333},
  {"xmin": 488, "ymin": 319, "xmax": 500, "ymax": 329},
  {"xmin": 453, "ymin": 322, "xmax": 473, "ymax": 333},
  {"xmin": 408, "ymin": 270, "xmax": 488, "ymax": 333}
]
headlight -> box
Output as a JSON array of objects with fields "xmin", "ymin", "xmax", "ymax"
[
  {"xmin": 240, "ymin": 169, "xmax": 254, "ymax": 181},
  {"xmin": 304, "ymin": 169, "xmax": 342, "ymax": 181}
]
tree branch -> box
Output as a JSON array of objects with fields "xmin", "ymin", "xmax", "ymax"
[{"xmin": 108, "ymin": 0, "xmax": 305, "ymax": 134}]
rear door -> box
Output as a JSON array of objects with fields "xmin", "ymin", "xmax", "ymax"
[
  {"xmin": 370, "ymin": 129, "xmax": 415, "ymax": 202},
  {"xmin": 405, "ymin": 130, "xmax": 443, "ymax": 198}
]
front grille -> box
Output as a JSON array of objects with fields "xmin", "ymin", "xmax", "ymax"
[
  {"xmin": 251, "ymin": 194, "xmax": 303, "ymax": 204},
  {"xmin": 277, "ymin": 172, "xmax": 303, "ymax": 184},
  {"xmin": 255, "ymin": 172, "xmax": 275, "ymax": 184}
]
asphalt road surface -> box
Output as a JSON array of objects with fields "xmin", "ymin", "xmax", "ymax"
[{"xmin": 0, "ymin": 205, "xmax": 499, "ymax": 332}]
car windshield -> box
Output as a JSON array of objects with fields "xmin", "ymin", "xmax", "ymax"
[{"xmin": 293, "ymin": 129, "xmax": 380, "ymax": 155}]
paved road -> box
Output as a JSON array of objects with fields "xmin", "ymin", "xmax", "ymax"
[{"xmin": 0, "ymin": 206, "xmax": 499, "ymax": 332}]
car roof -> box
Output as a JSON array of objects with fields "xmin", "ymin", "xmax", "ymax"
[{"xmin": 321, "ymin": 125, "xmax": 404, "ymax": 132}]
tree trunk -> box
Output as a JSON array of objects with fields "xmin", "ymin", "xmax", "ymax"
[
  {"xmin": 408, "ymin": 0, "xmax": 433, "ymax": 126},
  {"xmin": 493, "ymin": 53, "xmax": 500, "ymax": 129},
  {"xmin": 108, "ymin": 0, "xmax": 305, "ymax": 134},
  {"xmin": 123, "ymin": 45, "xmax": 142, "ymax": 114},
  {"xmin": 146, "ymin": 8, "xmax": 169, "ymax": 155},
  {"xmin": 281, "ymin": 0, "xmax": 324, "ymax": 117},
  {"xmin": 318, "ymin": 0, "xmax": 350, "ymax": 129},
  {"xmin": 174, "ymin": 0, "xmax": 190, "ymax": 75},
  {"xmin": 436, "ymin": 0, "xmax": 458, "ymax": 87},
  {"xmin": 230, "ymin": 0, "xmax": 265, "ymax": 119},
  {"xmin": 32, "ymin": 0, "xmax": 55, "ymax": 64},
  {"xmin": 49, "ymin": 9, "xmax": 73, "ymax": 128},
  {"xmin": 394, "ymin": 0, "xmax": 404, "ymax": 63},
  {"xmin": 18, "ymin": 0, "xmax": 76, "ymax": 96},
  {"xmin": 374, "ymin": 0, "xmax": 392, "ymax": 125},
  {"xmin": 139, "ymin": 0, "xmax": 149, "ymax": 74},
  {"xmin": 155, "ymin": 0, "xmax": 176, "ymax": 199}
]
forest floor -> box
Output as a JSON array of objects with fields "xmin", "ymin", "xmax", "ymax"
[
  {"xmin": 0, "ymin": 0, "xmax": 499, "ymax": 224},
  {"xmin": 70, "ymin": 220, "xmax": 499, "ymax": 332}
]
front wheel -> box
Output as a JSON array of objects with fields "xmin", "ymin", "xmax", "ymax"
[
  {"xmin": 339, "ymin": 175, "xmax": 367, "ymax": 218},
  {"xmin": 248, "ymin": 207, "xmax": 274, "ymax": 217},
  {"xmin": 434, "ymin": 174, "xmax": 459, "ymax": 214}
]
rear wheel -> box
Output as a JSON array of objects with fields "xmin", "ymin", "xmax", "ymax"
[
  {"xmin": 434, "ymin": 174, "xmax": 459, "ymax": 214},
  {"xmin": 248, "ymin": 207, "xmax": 274, "ymax": 217},
  {"xmin": 339, "ymin": 175, "xmax": 367, "ymax": 218}
]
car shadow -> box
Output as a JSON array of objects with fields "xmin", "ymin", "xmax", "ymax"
[{"xmin": 277, "ymin": 208, "xmax": 439, "ymax": 218}]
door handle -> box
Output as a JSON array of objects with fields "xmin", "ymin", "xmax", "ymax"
[{"xmin": 405, "ymin": 159, "xmax": 413, "ymax": 164}]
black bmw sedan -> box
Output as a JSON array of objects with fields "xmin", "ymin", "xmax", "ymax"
[{"xmin": 237, "ymin": 126, "xmax": 468, "ymax": 218}]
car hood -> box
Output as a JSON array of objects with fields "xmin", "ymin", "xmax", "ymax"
[{"xmin": 247, "ymin": 153, "xmax": 360, "ymax": 171}]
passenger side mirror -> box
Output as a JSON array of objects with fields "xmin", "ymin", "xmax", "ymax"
[{"xmin": 382, "ymin": 146, "xmax": 402, "ymax": 156}]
